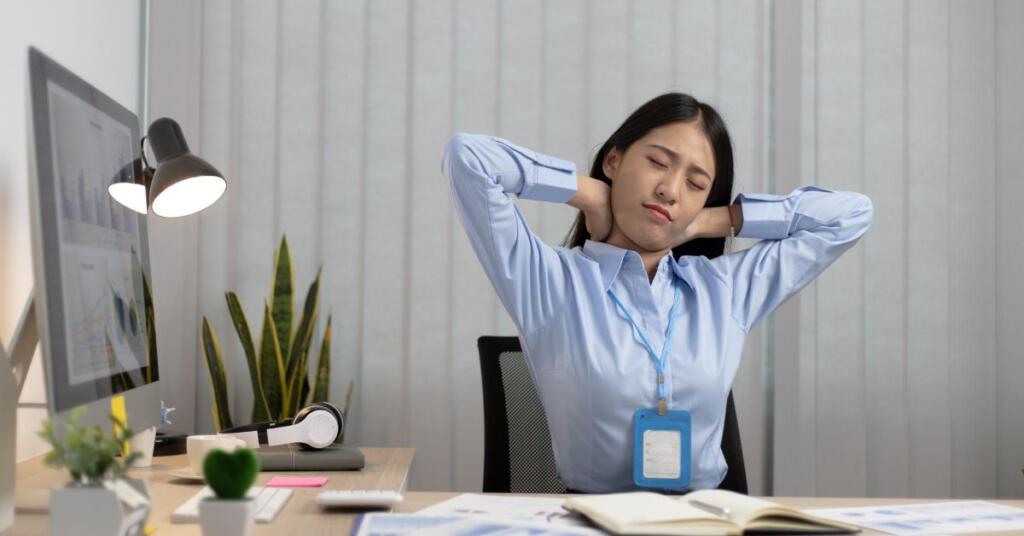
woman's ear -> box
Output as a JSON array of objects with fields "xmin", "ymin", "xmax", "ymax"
[{"xmin": 602, "ymin": 148, "xmax": 621, "ymax": 180}]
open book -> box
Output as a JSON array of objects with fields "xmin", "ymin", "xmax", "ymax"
[{"xmin": 563, "ymin": 489, "xmax": 861, "ymax": 535}]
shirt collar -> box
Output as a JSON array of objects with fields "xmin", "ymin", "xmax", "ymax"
[{"xmin": 581, "ymin": 240, "xmax": 696, "ymax": 293}]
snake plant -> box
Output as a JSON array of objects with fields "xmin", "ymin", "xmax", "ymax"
[{"xmin": 200, "ymin": 235, "xmax": 352, "ymax": 440}]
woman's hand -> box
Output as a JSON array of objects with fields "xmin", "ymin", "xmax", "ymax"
[
  {"xmin": 568, "ymin": 176, "xmax": 613, "ymax": 242},
  {"xmin": 678, "ymin": 205, "xmax": 742, "ymax": 245},
  {"xmin": 677, "ymin": 208, "xmax": 708, "ymax": 245}
]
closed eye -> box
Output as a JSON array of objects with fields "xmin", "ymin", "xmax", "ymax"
[
  {"xmin": 688, "ymin": 180, "xmax": 706, "ymax": 192},
  {"xmin": 647, "ymin": 157, "xmax": 668, "ymax": 169}
]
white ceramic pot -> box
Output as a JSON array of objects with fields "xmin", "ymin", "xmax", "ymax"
[
  {"xmin": 198, "ymin": 497, "xmax": 255, "ymax": 536},
  {"xmin": 50, "ymin": 478, "xmax": 150, "ymax": 536}
]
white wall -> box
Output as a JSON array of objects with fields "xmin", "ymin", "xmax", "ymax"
[
  {"xmin": 1, "ymin": 0, "xmax": 201, "ymax": 461},
  {"xmin": 0, "ymin": 0, "xmax": 141, "ymax": 461}
]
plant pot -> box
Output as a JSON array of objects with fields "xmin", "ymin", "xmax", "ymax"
[
  {"xmin": 50, "ymin": 478, "xmax": 150, "ymax": 536},
  {"xmin": 198, "ymin": 497, "xmax": 255, "ymax": 536}
]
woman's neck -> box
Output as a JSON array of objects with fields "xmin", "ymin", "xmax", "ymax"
[{"xmin": 605, "ymin": 226, "xmax": 670, "ymax": 282}]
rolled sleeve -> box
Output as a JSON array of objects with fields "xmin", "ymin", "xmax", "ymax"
[
  {"xmin": 492, "ymin": 138, "xmax": 578, "ymax": 203},
  {"xmin": 734, "ymin": 185, "xmax": 834, "ymax": 239}
]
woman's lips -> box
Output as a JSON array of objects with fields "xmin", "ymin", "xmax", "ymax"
[{"xmin": 643, "ymin": 204, "xmax": 672, "ymax": 223}]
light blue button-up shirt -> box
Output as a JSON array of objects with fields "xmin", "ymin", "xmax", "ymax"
[{"xmin": 443, "ymin": 133, "xmax": 874, "ymax": 493}]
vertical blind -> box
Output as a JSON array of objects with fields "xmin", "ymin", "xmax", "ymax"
[{"xmin": 185, "ymin": 0, "xmax": 1024, "ymax": 496}]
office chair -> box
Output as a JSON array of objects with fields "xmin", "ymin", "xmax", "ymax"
[{"xmin": 478, "ymin": 335, "xmax": 748, "ymax": 494}]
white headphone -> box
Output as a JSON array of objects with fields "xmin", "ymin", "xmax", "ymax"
[{"xmin": 220, "ymin": 402, "xmax": 343, "ymax": 450}]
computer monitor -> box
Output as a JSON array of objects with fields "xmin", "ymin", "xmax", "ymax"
[{"xmin": 25, "ymin": 47, "xmax": 160, "ymax": 430}]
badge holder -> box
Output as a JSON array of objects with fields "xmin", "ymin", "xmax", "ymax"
[{"xmin": 632, "ymin": 403, "xmax": 691, "ymax": 490}]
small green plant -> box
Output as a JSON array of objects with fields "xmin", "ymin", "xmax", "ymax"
[
  {"xmin": 201, "ymin": 235, "xmax": 353, "ymax": 439},
  {"xmin": 203, "ymin": 448, "xmax": 260, "ymax": 500},
  {"xmin": 38, "ymin": 407, "xmax": 140, "ymax": 486}
]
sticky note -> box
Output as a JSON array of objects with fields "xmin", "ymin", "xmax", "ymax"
[{"xmin": 266, "ymin": 476, "xmax": 329, "ymax": 487}]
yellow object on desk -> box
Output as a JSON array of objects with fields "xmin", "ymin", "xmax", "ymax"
[{"xmin": 110, "ymin": 394, "xmax": 129, "ymax": 456}]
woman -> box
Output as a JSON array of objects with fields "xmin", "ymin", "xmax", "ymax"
[{"xmin": 442, "ymin": 93, "xmax": 873, "ymax": 493}]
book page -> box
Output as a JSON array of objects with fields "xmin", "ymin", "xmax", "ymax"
[
  {"xmin": 565, "ymin": 492, "xmax": 724, "ymax": 530},
  {"xmin": 682, "ymin": 489, "xmax": 798, "ymax": 525}
]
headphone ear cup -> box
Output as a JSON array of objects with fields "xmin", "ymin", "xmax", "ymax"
[
  {"xmin": 313, "ymin": 402, "xmax": 343, "ymax": 428},
  {"xmin": 293, "ymin": 402, "xmax": 343, "ymax": 450},
  {"xmin": 292, "ymin": 404, "xmax": 316, "ymax": 424}
]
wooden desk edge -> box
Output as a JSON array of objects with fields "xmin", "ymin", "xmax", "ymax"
[{"xmin": 11, "ymin": 447, "xmax": 415, "ymax": 535}]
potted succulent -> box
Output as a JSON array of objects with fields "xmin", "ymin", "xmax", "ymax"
[
  {"xmin": 39, "ymin": 408, "xmax": 150, "ymax": 536},
  {"xmin": 198, "ymin": 447, "xmax": 261, "ymax": 536}
]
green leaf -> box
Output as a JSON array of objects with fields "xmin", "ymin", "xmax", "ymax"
[
  {"xmin": 311, "ymin": 314, "xmax": 332, "ymax": 403},
  {"xmin": 226, "ymin": 292, "xmax": 271, "ymax": 422},
  {"xmin": 286, "ymin": 269, "xmax": 320, "ymax": 415},
  {"xmin": 339, "ymin": 380, "xmax": 354, "ymax": 445},
  {"xmin": 36, "ymin": 407, "xmax": 138, "ymax": 484},
  {"xmin": 259, "ymin": 301, "xmax": 287, "ymax": 419},
  {"xmin": 288, "ymin": 320, "xmax": 316, "ymax": 414},
  {"xmin": 270, "ymin": 235, "xmax": 294, "ymax": 364},
  {"xmin": 201, "ymin": 317, "xmax": 234, "ymax": 431}
]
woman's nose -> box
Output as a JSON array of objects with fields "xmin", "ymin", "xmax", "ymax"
[{"xmin": 656, "ymin": 183, "xmax": 678, "ymax": 204}]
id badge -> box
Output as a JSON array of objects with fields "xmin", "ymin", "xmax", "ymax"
[{"xmin": 632, "ymin": 408, "xmax": 691, "ymax": 489}]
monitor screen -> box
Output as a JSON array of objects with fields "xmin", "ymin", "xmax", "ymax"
[{"xmin": 27, "ymin": 47, "xmax": 158, "ymax": 414}]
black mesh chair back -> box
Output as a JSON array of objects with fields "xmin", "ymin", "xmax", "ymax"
[
  {"xmin": 478, "ymin": 335, "xmax": 748, "ymax": 494},
  {"xmin": 478, "ymin": 336, "xmax": 567, "ymax": 493}
]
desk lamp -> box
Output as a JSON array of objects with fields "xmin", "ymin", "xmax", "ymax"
[{"xmin": 108, "ymin": 117, "xmax": 226, "ymax": 217}]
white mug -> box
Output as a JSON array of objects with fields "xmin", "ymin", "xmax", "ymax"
[{"xmin": 186, "ymin": 434, "xmax": 247, "ymax": 476}]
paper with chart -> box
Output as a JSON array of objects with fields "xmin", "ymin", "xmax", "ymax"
[
  {"xmin": 416, "ymin": 493, "xmax": 594, "ymax": 528},
  {"xmin": 808, "ymin": 500, "xmax": 1024, "ymax": 535},
  {"xmin": 354, "ymin": 513, "xmax": 601, "ymax": 536}
]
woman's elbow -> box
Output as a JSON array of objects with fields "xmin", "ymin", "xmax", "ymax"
[
  {"xmin": 441, "ymin": 133, "xmax": 486, "ymax": 180},
  {"xmin": 845, "ymin": 192, "xmax": 874, "ymax": 239}
]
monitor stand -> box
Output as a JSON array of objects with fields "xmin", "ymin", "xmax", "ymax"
[{"xmin": 1, "ymin": 292, "xmax": 39, "ymax": 531}]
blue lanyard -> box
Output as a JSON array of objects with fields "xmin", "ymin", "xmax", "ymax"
[{"xmin": 608, "ymin": 280, "xmax": 682, "ymax": 415}]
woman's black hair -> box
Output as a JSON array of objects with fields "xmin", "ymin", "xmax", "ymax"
[{"xmin": 562, "ymin": 92, "xmax": 735, "ymax": 260}]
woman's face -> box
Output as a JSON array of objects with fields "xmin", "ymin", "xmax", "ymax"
[{"xmin": 602, "ymin": 120, "xmax": 716, "ymax": 253}]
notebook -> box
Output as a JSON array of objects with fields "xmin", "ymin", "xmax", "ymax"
[
  {"xmin": 563, "ymin": 489, "xmax": 861, "ymax": 535},
  {"xmin": 255, "ymin": 444, "xmax": 364, "ymax": 471}
]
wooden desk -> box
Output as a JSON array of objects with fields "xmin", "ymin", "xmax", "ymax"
[
  {"xmin": 9, "ymin": 448, "xmax": 414, "ymax": 535},
  {"xmin": 10, "ymin": 452, "xmax": 1024, "ymax": 535}
]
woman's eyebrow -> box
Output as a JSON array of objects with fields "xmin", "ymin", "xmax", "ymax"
[
  {"xmin": 646, "ymin": 143, "xmax": 680, "ymax": 163},
  {"xmin": 647, "ymin": 143, "xmax": 712, "ymax": 181}
]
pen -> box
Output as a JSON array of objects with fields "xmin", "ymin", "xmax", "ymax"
[{"xmin": 689, "ymin": 499, "xmax": 731, "ymax": 519}]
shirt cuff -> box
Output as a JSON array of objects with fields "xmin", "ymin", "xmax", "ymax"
[
  {"xmin": 494, "ymin": 138, "xmax": 577, "ymax": 203},
  {"xmin": 733, "ymin": 186, "xmax": 833, "ymax": 239},
  {"xmin": 733, "ymin": 192, "xmax": 789, "ymax": 239}
]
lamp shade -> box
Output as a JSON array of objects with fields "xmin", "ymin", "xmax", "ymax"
[
  {"xmin": 146, "ymin": 117, "xmax": 226, "ymax": 217},
  {"xmin": 108, "ymin": 157, "xmax": 152, "ymax": 215}
]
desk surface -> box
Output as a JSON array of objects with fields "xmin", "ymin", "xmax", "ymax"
[
  {"xmin": 10, "ymin": 450, "xmax": 1024, "ymax": 535},
  {"xmin": 10, "ymin": 448, "xmax": 415, "ymax": 535}
]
